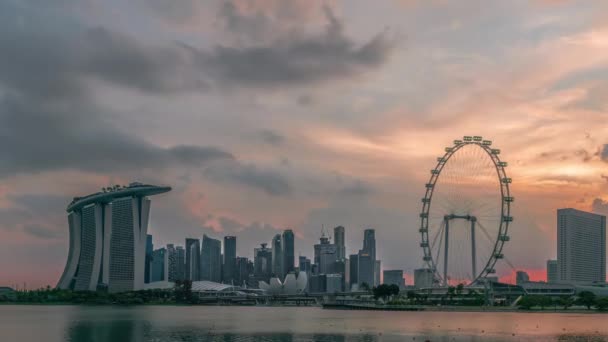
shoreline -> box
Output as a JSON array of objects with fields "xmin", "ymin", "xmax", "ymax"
[{"xmin": 2, "ymin": 302, "xmax": 607, "ymax": 314}]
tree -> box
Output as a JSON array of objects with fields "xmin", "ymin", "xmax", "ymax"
[
  {"xmin": 373, "ymin": 284, "xmax": 400, "ymax": 301},
  {"xmin": 576, "ymin": 291, "xmax": 596, "ymax": 310},
  {"xmin": 558, "ymin": 296, "xmax": 574, "ymax": 310},
  {"xmin": 455, "ymin": 283, "xmax": 464, "ymax": 296},
  {"xmin": 537, "ymin": 295, "xmax": 552, "ymax": 310},
  {"xmin": 174, "ymin": 279, "xmax": 193, "ymax": 303},
  {"xmin": 446, "ymin": 286, "xmax": 456, "ymax": 304},
  {"xmin": 518, "ymin": 296, "xmax": 537, "ymax": 310},
  {"xmin": 406, "ymin": 290, "xmax": 418, "ymax": 303},
  {"xmin": 595, "ymin": 297, "xmax": 608, "ymax": 311},
  {"xmin": 360, "ymin": 282, "xmax": 371, "ymax": 292},
  {"xmin": 388, "ymin": 284, "xmax": 400, "ymax": 297}
]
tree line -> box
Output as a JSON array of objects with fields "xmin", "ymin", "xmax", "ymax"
[
  {"xmin": 518, "ymin": 291, "xmax": 608, "ymax": 311},
  {"xmin": 0, "ymin": 280, "xmax": 197, "ymax": 305}
]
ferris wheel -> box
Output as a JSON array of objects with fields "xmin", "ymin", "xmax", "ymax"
[{"xmin": 419, "ymin": 136, "xmax": 513, "ymax": 286}]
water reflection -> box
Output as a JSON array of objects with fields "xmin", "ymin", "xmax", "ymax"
[
  {"xmin": 4, "ymin": 305, "xmax": 598, "ymax": 342},
  {"xmin": 65, "ymin": 316, "xmax": 382, "ymax": 342}
]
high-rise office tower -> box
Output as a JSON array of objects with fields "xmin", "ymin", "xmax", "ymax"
[
  {"xmin": 516, "ymin": 270, "xmax": 530, "ymax": 285},
  {"xmin": 57, "ymin": 183, "xmax": 171, "ymax": 293},
  {"xmin": 167, "ymin": 244, "xmax": 186, "ymax": 282},
  {"xmin": 150, "ymin": 247, "xmax": 168, "ymax": 282},
  {"xmin": 414, "ymin": 268, "xmax": 434, "ymax": 288},
  {"xmin": 282, "ymin": 229, "xmax": 295, "ymax": 275},
  {"xmin": 299, "ymin": 256, "xmax": 311, "ymax": 273},
  {"xmin": 271, "ymin": 234, "xmax": 283, "ymax": 279},
  {"xmin": 546, "ymin": 260, "xmax": 558, "ymax": 283},
  {"xmin": 176, "ymin": 246, "xmax": 185, "ymax": 280},
  {"xmin": 334, "ymin": 226, "xmax": 345, "ymax": 260},
  {"xmin": 557, "ymin": 208, "xmax": 606, "ymax": 283},
  {"xmin": 185, "ymin": 238, "xmax": 201, "ymax": 281},
  {"xmin": 201, "ymin": 235, "xmax": 222, "ymax": 282},
  {"xmin": 314, "ymin": 232, "xmax": 338, "ymax": 274},
  {"xmin": 145, "ymin": 234, "xmax": 153, "ymax": 284},
  {"xmin": 363, "ymin": 229, "xmax": 376, "ymax": 262},
  {"xmin": 349, "ymin": 254, "xmax": 358, "ymax": 290},
  {"xmin": 223, "ymin": 236, "xmax": 237, "ymax": 284},
  {"xmin": 383, "ymin": 270, "xmax": 405, "ymax": 289},
  {"xmin": 254, "ymin": 243, "xmax": 273, "ymax": 283},
  {"xmin": 235, "ymin": 256, "xmax": 250, "ymax": 286},
  {"xmin": 374, "ymin": 260, "xmax": 381, "ymax": 286},
  {"xmin": 357, "ymin": 252, "xmax": 374, "ymax": 287}
]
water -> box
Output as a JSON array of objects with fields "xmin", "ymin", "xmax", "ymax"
[{"xmin": 1, "ymin": 305, "xmax": 607, "ymax": 342}]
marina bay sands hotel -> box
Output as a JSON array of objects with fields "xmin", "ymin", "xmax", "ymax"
[{"xmin": 57, "ymin": 183, "xmax": 171, "ymax": 293}]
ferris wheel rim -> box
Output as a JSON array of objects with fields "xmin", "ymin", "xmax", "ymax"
[{"xmin": 419, "ymin": 136, "xmax": 513, "ymax": 286}]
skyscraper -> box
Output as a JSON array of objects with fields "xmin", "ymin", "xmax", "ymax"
[
  {"xmin": 546, "ymin": 259, "xmax": 558, "ymax": 283},
  {"xmin": 150, "ymin": 247, "xmax": 167, "ymax": 282},
  {"xmin": 167, "ymin": 244, "xmax": 185, "ymax": 282},
  {"xmin": 254, "ymin": 243, "xmax": 273, "ymax": 283},
  {"xmin": 363, "ymin": 229, "xmax": 376, "ymax": 262},
  {"xmin": 223, "ymin": 236, "xmax": 237, "ymax": 284},
  {"xmin": 557, "ymin": 208, "xmax": 606, "ymax": 283},
  {"xmin": 375, "ymin": 260, "xmax": 381, "ymax": 286},
  {"xmin": 383, "ymin": 270, "xmax": 405, "ymax": 290},
  {"xmin": 414, "ymin": 268, "xmax": 434, "ymax": 288},
  {"xmin": 299, "ymin": 256, "xmax": 311, "ymax": 273},
  {"xmin": 271, "ymin": 234, "xmax": 283, "ymax": 279},
  {"xmin": 201, "ymin": 235, "xmax": 222, "ymax": 282},
  {"xmin": 185, "ymin": 238, "xmax": 200, "ymax": 281},
  {"xmin": 334, "ymin": 226, "xmax": 345, "ymax": 260},
  {"xmin": 57, "ymin": 183, "xmax": 171, "ymax": 293},
  {"xmin": 145, "ymin": 234, "xmax": 153, "ymax": 284},
  {"xmin": 236, "ymin": 256, "xmax": 251, "ymax": 286},
  {"xmin": 314, "ymin": 232, "xmax": 338, "ymax": 274},
  {"xmin": 357, "ymin": 252, "xmax": 374, "ymax": 288},
  {"xmin": 516, "ymin": 270, "xmax": 530, "ymax": 285},
  {"xmin": 282, "ymin": 229, "xmax": 295, "ymax": 275},
  {"xmin": 349, "ymin": 253, "xmax": 358, "ymax": 290}
]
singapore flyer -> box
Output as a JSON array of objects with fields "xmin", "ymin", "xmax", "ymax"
[{"xmin": 419, "ymin": 136, "xmax": 513, "ymax": 286}]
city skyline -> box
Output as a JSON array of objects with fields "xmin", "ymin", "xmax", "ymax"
[{"xmin": 1, "ymin": 1, "xmax": 608, "ymax": 289}]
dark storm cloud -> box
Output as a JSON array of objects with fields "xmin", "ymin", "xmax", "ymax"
[
  {"xmin": 0, "ymin": 94, "xmax": 232, "ymax": 176},
  {"xmin": 1, "ymin": 1, "xmax": 395, "ymax": 97},
  {"xmin": 198, "ymin": 6, "xmax": 396, "ymax": 87},
  {"xmin": 204, "ymin": 160, "xmax": 291, "ymax": 196},
  {"xmin": 0, "ymin": 24, "xmax": 206, "ymax": 96}
]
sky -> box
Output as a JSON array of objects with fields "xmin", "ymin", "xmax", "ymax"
[{"xmin": 0, "ymin": 0, "xmax": 607, "ymax": 289}]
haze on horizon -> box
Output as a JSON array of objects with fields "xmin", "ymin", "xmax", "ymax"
[{"xmin": 0, "ymin": 0, "xmax": 607, "ymax": 289}]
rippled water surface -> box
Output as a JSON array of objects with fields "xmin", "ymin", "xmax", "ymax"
[{"xmin": 1, "ymin": 305, "xmax": 608, "ymax": 341}]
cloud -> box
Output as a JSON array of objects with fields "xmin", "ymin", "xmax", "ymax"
[
  {"xmin": 1, "ymin": 2, "xmax": 395, "ymax": 99},
  {"xmin": 194, "ymin": 5, "xmax": 397, "ymax": 88},
  {"xmin": 592, "ymin": 198, "xmax": 608, "ymax": 216},
  {"xmin": 602, "ymin": 144, "xmax": 608, "ymax": 162},
  {"xmin": 204, "ymin": 160, "xmax": 291, "ymax": 196},
  {"xmin": 338, "ymin": 180, "xmax": 375, "ymax": 197},
  {"xmin": 22, "ymin": 224, "xmax": 61, "ymax": 239},
  {"xmin": 257, "ymin": 130, "xmax": 285, "ymax": 146},
  {"xmin": 0, "ymin": 93, "xmax": 232, "ymax": 177},
  {"xmin": 0, "ymin": 17, "xmax": 206, "ymax": 96}
]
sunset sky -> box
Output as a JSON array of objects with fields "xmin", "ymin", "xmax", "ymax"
[{"xmin": 1, "ymin": 0, "xmax": 607, "ymax": 289}]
